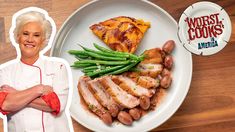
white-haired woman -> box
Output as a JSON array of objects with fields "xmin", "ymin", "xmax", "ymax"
[{"xmin": 0, "ymin": 9, "xmax": 71, "ymax": 132}]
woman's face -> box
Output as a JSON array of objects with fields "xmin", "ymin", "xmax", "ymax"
[{"xmin": 17, "ymin": 22, "xmax": 45, "ymax": 59}]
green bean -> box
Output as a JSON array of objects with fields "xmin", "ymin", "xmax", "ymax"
[
  {"xmin": 75, "ymin": 55, "xmax": 89, "ymax": 60},
  {"xmin": 138, "ymin": 54, "xmax": 145, "ymax": 61},
  {"xmin": 84, "ymin": 51, "xmax": 126, "ymax": 61},
  {"xmin": 129, "ymin": 67, "xmax": 140, "ymax": 72},
  {"xmin": 83, "ymin": 66, "xmax": 99, "ymax": 70},
  {"xmin": 83, "ymin": 65, "xmax": 106, "ymax": 70},
  {"xmin": 83, "ymin": 66, "xmax": 106, "ymax": 73},
  {"xmin": 79, "ymin": 44, "xmax": 129, "ymax": 58},
  {"xmin": 129, "ymin": 54, "xmax": 140, "ymax": 60},
  {"xmin": 84, "ymin": 72, "xmax": 93, "ymax": 76},
  {"xmin": 68, "ymin": 50, "xmax": 88, "ymax": 56},
  {"xmin": 70, "ymin": 63, "xmax": 94, "ymax": 68},
  {"xmin": 69, "ymin": 43, "xmax": 146, "ymax": 77},
  {"xmin": 94, "ymin": 43, "xmax": 129, "ymax": 56},
  {"xmin": 83, "ymin": 69, "xmax": 96, "ymax": 73},
  {"xmin": 93, "ymin": 43, "xmax": 114, "ymax": 52},
  {"xmin": 105, "ymin": 61, "xmax": 139, "ymax": 75},
  {"xmin": 93, "ymin": 43, "xmax": 140, "ymax": 60},
  {"xmin": 86, "ymin": 65, "xmax": 125, "ymax": 77},
  {"xmin": 74, "ymin": 60, "xmax": 130, "ymax": 65}
]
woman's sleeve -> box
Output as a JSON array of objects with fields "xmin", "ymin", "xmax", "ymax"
[
  {"xmin": 0, "ymin": 69, "xmax": 10, "ymax": 115},
  {"xmin": 0, "ymin": 92, "xmax": 9, "ymax": 115},
  {"xmin": 41, "ymin": 92, "xmax": 60, "ymax": 115}
]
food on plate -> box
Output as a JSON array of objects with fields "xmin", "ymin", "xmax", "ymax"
[
  {"xmin": 111, "ymin": 75, "xmax": 156, "ymax": 97},
  {"xmin": 77, "ymin": 76, "xmax": 112, "ymax": 125},
  {"xmin": 117, "ymin": 111, "xmax": 133, "ymax": 126},
  {"xmin": 139, "ymin": 95, "xmax": 151, "ymax": 110},
  {"xmin": 150, "ymin": 88, "xmax": 166, "ymax": 110},
  {"xmin": 90, "ymin": 16, "xmax": 150, "ymax": 53},
  {"xmin": 129, "ymin": 108, "xmax": 141, "ymax": 120},
  {"xmin": 162, "ymin": 40, "xmax": 175, "ymax": 54},
  {"xmin": 135, "ymin": 76, "xmax": 160, "ymax": 89},
  {"xmin": 140, "ymin": 48, "xmax": 163, "ymax": 64},
  {"xmin": 164, "ymin": 55, "xmax": 173, "ymax": 69},
  {"xmin": 99, "ymin": 76, "xmax": 140, "ymax": 109},
  {"xmin": 70, "ymin": 40, "xmax": 175, "ymax": 126},
  {"xmin": 88, "ymin": 79, "xmax": 120, "ymax": 117},
  {"xmin": 161, "ymin": 68, "xmax": 171, "ymax": 77},
  {"xmin": 160, "ymin": 75, "xmax": 172, "ymax": 89},
  {"xmin": 68, "ymin": 43, "xmax": 144, "ymax": 77}
]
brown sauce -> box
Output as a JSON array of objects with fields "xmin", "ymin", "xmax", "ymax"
[
  {"xmin": 78, "ymin": 91, "xmax": 97, "ymax": 117},
  {"xmin": 140, "ymin": 88, "xmax": 166, "ymax": 116}
]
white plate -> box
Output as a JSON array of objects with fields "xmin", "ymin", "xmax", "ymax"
[
  {"xmin": 51, "ymin": 0, "xmax": 192, "ymax": 131},
  {"xmin": 178, "ymin": 1, "xmax": 232, "ymax": 56}
]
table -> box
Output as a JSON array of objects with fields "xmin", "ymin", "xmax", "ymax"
[{"xmin": 0, "ymin": 0, "xmax": 235, "ymax": 131}]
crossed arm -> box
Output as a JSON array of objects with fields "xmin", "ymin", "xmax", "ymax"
[{"xmin": 0, "ymin": 84, "xmax": 55, "ymax": 113}]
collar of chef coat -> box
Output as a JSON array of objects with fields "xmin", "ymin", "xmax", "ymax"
[{"xmin": 20, "ymin": 56, "xmax": 43, "ymax": 67}]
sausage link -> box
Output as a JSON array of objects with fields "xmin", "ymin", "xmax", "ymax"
[
  {"xmin": 100, "ymin": 112, "xmax": 112, "ymax": 125},
  {"xmin": 117, "ymin": 111, "xmax": 133, "ymax": 125},
  {"xmin": 162, "ymin": 40, "xmax": 175, "ymax": 54},
  {"xmin": 162, "ymin": 68, "xmax": 171, "ymax": 77},
  {"xmin": 129, "ymin": 108, "xmax": 141, "ymax": 120},
  {"xmin": 139, "ymin": 96, "xmax": 150, "ymax": 110},
  {"xmin": 164, "ymin": 55, "xmax": 173, "ymax": 69},
  {"xmin": 160, "ymin": 75, "xmax": 172, "ymax": 88},
  {"xmin": 109, "ymin": 104, "xmax": 119, "ymax": 117}
]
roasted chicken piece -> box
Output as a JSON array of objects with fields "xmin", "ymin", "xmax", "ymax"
[
  {"xmin": 123, "ymin": 72, "xmax": 160, "ymax": 89},
  {"xmin": 140, "ymin": 48, "xmax": 163, "ymax": 64},
  {"xmin": 121, "ymin": 47, "xmax": 163, "ymax": 78},
  {"xmin": 112, "ymin": 75, "xmax": 155, "ymax": 97},
  {"xmin": 137, "ymin": 63, "xmax": 163, "ymax": 78},
  {"xmin": 78, "ymin": 76, "xmax": 112, "ymax": 125},
  {"xmin": 90, "ymin": 16, "xmax": 150, "ymax": 53},
  {"xmin": 88, "ymin": 79, "xmax": 120, "ymax": 117},
  {"xmin": 99, "ymin": 76, "xmax": 139, "ymax": 109}
]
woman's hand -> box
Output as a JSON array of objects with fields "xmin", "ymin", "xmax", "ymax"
[
  {"xmin": 0, "ymin": 85, "xmax": 17, "ymax": 93},
  {"xmin": 41, "ymin": 85, "xmax": 53, "ymax": 95},
  {"xmin": 28, "ymin": 85, "xmax": 55, "ymax": 112},
  {"xmin": 32, "ymin": 84, "xmax": 53, "ymax": 96}
]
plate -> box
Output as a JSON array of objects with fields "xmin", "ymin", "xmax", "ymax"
[
  {"xmin": 178, "ymin": 1, "xmax": 232, "ymax": 56},
  {"xmin": 50, "ymin": 0, "xmax": 192, "ymax": 131}
]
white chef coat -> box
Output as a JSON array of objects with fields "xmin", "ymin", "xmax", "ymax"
[{"xmin": 0, "ymin": 56, "xmax": 71, "ymax": 132}]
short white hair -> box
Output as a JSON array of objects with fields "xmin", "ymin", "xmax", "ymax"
[{"xmin": 14, "ymin": 11, "xmax": 52, "ymax": 42}]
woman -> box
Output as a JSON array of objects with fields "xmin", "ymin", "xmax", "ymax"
[{"xmin": 0, "ymin": 8, "xmax": 72, "ymax": 132}]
